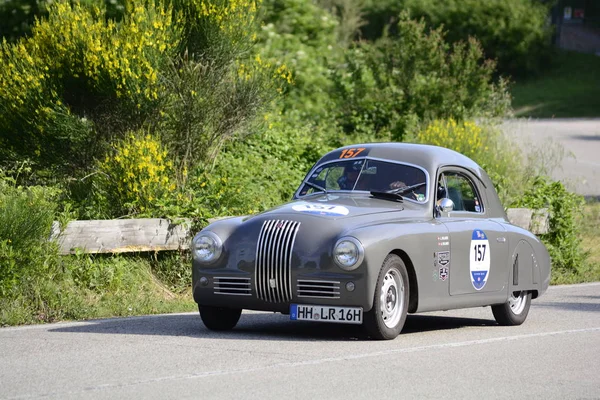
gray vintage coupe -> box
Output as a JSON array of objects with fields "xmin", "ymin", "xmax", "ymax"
[{"xmin": 191, "ymin": 143, "xmax": 551, "ymax": 339}]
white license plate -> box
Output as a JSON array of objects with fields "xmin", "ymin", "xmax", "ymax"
[{"xmin": 290, "ymin": 304, "xmax": 363, "ymax": 324}]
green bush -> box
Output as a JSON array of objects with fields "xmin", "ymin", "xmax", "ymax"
[
  {"xmin": 403, "ymin": 0, "xmax": 553, "ymax": 77},
  {"xmin": 0, "ymin": 0, "xmax": 48, "ymax": 42},
  {"xmin": 258, "ymin": 0, "xmax": 342, "ymax": 119},
  {"xmin": 513, "ymin": 176, "xmax": 586, "ymax": 277},
  {"xmin": 0, "ymin": 175, "xmax": 59, "ymax": 293},
  {"xmin": 329, "ymin": 12, "xmax": 511, "ymax": 141},
  {"xmin": 414, "ymin": 119, "xmax": 524, "ymax": 204},
  {"xmin": 155, "ymin": 113, "xmax": 318, "ymax": 219}
]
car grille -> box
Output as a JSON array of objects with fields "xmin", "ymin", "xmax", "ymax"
[
  {"xmin": 214, "ymin": 277, "xmax": 251, "ymax": 296},
  {"xmin": 255, "ymin": 220, "xmax": 301, "ymax": 303},
  {"xmin": 297, "ymin": 280, "xmax": 341, "ymax": 299}
]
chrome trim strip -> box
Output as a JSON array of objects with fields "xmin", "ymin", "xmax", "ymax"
[
  {"xmin": 214, "ymin": 285, "xmax": 250, "ymax": 290},
  {"xmin": 214, "ymin": 292, "xmax": 251, "ymax": 296},
  {"xmin": 298, "ymin": 290, "xmax": 341, "ymax": 294},
  {"xmin": 297, "ymin": 285, "xmax": 341, "ymax": 290},
  {"xmin": 214, "ymin": 277, "xmax": 251, "ymax": 281},
  {"xmin": 298, "ymin": 294, "xmax": 341, "ymax": 299}
]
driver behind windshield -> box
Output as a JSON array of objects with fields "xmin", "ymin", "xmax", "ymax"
[{"xmin": 337, "ymin": 162, "xmax": 362, "ymax": 190}]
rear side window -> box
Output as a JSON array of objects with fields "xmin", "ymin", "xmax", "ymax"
[{"xmin": 438, "ymin": 172, "xmax": 483, "ymax": 213}]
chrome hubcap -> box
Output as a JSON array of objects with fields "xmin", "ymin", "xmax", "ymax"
[
  {"xmin": 508, "ymin": 291, "xmax": 527, "ymax": 315},
  {"xmin": 379, "ymin": 269, "xmax": 404, "ymax": 328}
]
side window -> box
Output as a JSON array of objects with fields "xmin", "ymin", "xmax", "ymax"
[{"xmin": 439, "ymin": 172, "xmax": 483, "ymax": 213}]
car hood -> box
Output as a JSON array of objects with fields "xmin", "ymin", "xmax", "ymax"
[{"xmin": 249, "ymin": 193, "xmax": 427, "ymax": 221}]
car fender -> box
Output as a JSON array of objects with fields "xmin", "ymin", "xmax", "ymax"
[{"xmin": 349, "ymin": 219, "xmax": 448, "ymax": 312}]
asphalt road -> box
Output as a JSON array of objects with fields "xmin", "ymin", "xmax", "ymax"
[
  {"xmin": 1, "ymin": 283, "xmax": 599, "ymax": 400},
  {"xmin": 503, "ymin": 118, "xmax": 600, "ymax": 196}
]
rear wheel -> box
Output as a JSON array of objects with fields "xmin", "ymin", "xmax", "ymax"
[
  {"xmin": 199, "ymin": 305, "xmax": 242, "ymax": 331},
  {"xmin": 491, "ymin": 291, "xmax": 531, "ymax": 326},
  {"xmin": 364, "ymin": 254, "xmax": 409, "ymax": 340}
]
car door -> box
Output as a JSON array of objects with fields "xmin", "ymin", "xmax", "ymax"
[{"xmin": 435, "ymin": 168, "xmax": 509, "ymax": 296}]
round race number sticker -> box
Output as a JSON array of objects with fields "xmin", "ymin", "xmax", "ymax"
[
  {"xmin": 470, "ymin": 229, "xmax": 490, "ymax": 290},
  {"xmin": 292, "ymin": 203, "xmax": 350, "ymax": 216}
]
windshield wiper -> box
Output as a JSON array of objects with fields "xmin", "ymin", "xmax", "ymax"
[
  {"xmin": 370, "ymin": 191, "xmax": 403, "ymax": 202},
  {"xmin": 387, "ymin": 181, "xmax": 427, "ymax": 195},
  {"xmin": 304, "ymin": 181, "xmax": 328, "ymax": 194}
]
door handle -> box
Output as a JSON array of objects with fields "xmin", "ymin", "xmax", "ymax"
[{"xmin": 496, "ymin": 237, "xmax": 506, "ymax": 243}]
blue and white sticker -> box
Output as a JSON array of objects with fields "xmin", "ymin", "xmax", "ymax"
[
  {"xmin": 470, "ymin": 229, "xmax": 490, "ymax": 290},
  {"xmin": 292, "ymin": 203, "xmax": 349, "ymax": 216}
]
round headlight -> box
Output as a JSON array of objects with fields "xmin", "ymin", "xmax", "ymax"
[
  {"xmin": 333, "ymin": 237, "xmax": 364, "ymax": 270},
  {"xmin": 192, "ymin": 231, "xmax": 223, "ymax": 262}
]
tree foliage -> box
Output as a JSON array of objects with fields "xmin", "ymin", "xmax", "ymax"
[
  {"xmin": 329, "ymin": 13, "xmax": 511, "ymax": 141},
  {"xmin": 402, "ymin": 0, "xmax": 553, "ymax": 77}
]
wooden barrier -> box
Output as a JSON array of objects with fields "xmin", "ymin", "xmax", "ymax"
[
  {"xmin": 52, "ymin": 218, "xmax": 193, "ymax": 255},
  {"xmin": 52, "ymin": 209, "xmax": 549, "ymax": 255},
  {"xmin": 506, "ymin": 208, "xmax": 549, "ymax": 236}
]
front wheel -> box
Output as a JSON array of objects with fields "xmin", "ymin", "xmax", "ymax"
[
  {"xmin": 363, "ymin": 254, "xmax": 409, "ymax": 340},
  {"xmin": 199, "ymin": 305, "xmax": 242, "ymax": 331},
  {"xmin": 491, "ymin": 291, "xmax": 532, "ymax": 326}
]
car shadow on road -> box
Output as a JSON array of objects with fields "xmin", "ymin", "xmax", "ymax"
[
  {"xmin": 570, "ymin": 134, "xmax": 600, "ymax": 141},
  {"xmin": 534, "ymin": 301, "xmax": 600, "ymax": 313},
  {"xmin": 49, "ymin": 312, "xmax": 496, "ymax": 342}
]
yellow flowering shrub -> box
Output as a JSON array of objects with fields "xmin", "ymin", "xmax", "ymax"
[
  {"xmin": 98, "ymin": 131, "xmax": 176, "ymax": 215},
  {"xmin": 416, "ymin": 118, "xmax": 524, "ymax": 204},
  {"xmin": 0, "ymin": 1, "xmax": 181, "ymax": 167},
  {"xmin": 31, "ymin": 1, "xmax": 180, "ymax": 102},
  {"xmin": 181, "ymin": 0, "xmax": 261, "ymax": 53},
  {"xmin": 416, "ymin": 119, "xmax": 486, "ymax": 162}
]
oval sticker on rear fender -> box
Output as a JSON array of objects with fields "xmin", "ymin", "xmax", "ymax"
[
  {"xmin": 292, "ymin": 203, "xmax": 349, "ymax": 216},
  {"xmin": 470, "ymin": 229, "xmax": 490, "ymax": 290}
]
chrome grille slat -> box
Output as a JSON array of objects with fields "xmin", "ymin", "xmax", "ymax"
[
  {"xmin": 297, "ymin": 279, "xmax": 341, "ymax": 299},
  {"xmin": 299, "ymin": 289, "xmax": 340, "ymax": 294},
  {"xmin": 298, "ymin": 285, "xmax": 341, "ymax": 289},
  {"xmin": 214, "ymin": 277, "xmax": 251, "ymax": 296},
  {"xmin": 279, "ymin": 220, "xmax": 291, "ymax": 302},
  {"xmin": 271, "ymin": 219, "xmax": 284, "ymax": 303},
  {"xmin": 214, "ymin": 284, "xmax": 250, "ymax": 288},
  {"xmin": 265, "ymin": 220, "xmax": 277, "ymax": 302},
  {"xmin": 255, "ymin": 219, "xmax": 300, "ymax": 303}
]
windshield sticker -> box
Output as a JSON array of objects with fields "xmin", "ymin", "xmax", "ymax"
[
  {"xmin": 339, "ymin": 147, "xmax": 366, "ymax": 159},
  {"xmin": 292, "ymin": 203, "xmax": 349, "ymax": 216},
  {"xmin": 470, "ymin": 229, "xmax": 490, "ymax": 290},
  {"xmin": 474, "ymin": 198, "xmax": 481, "ymax": 213}
]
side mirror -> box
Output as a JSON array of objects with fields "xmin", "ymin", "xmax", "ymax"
[{"xmin": 439, "ymin": 198, "xmax": 454, "ymax": 213}]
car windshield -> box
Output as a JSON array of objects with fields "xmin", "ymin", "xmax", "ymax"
[{"xmin": 298, "ymin": 159, "xmax": 428, "ymax": 202}]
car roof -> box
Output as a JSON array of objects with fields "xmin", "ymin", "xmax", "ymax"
[{"xmin": 318, "ymin": 143, "xmax": 485, "ymax": 179}]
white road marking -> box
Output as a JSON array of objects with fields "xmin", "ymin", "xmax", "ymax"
[{"xmin": 10, "ymin": 326, "xmax": 600, "ymax": 399}]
